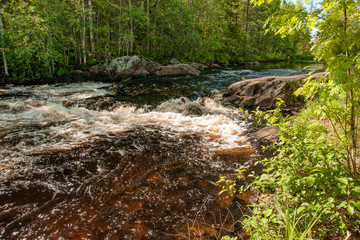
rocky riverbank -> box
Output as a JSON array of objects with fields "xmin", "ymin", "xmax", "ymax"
[
  {"xmin": 224, "ymin": 71, "xmax": 327, "ymax": 110},
  {"xmin": 0, "ymin": 56, "xmax": 217, "ymax": 86}
]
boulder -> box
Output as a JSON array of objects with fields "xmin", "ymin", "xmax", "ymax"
[
  {"xmin": 225, "ymin": 72, "xmax": 327, "ymax": 109},
  {"xmin": 90, "ymin": 56, "xmax": 162, "ymax": 79},
  {"xmin": 253, "ymin": 126, "xmax": 279, "ymax": 144},
  {"xmin": 154, "ymin": 64, "xmax": 200, "ymax": 76},
  {"xmin": 188, "ymin": 62, "xmax": 209, "ymax": 71},
  {"xmin": 169, "ymin": 58, "xmax": 181, "ymax": 65}
]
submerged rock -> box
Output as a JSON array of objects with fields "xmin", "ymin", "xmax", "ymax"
[
  {"xmin": 225, "ymin": 72, "xmax": 327, "ymax": 109},
  {"xmin": 188, "ymin": 62, "xmax": 209, "ymax": 71},
  {"xmin": 154, "ymin": 64, "xmax": 200, "ymax": 76}
]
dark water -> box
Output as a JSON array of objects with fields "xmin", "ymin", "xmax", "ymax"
[{"xmin": 0, "ymin": 62, "xmax": 322, "ymax": 239}]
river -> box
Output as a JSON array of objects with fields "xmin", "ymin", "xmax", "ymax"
[{"xmin": 0, "ymin": 62, "xmax": 322, "ymax": 239}]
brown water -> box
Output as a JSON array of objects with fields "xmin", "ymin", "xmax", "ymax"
[{"xmin": 0, "ymin": 63, "xmax": 322, "ymax": 239}]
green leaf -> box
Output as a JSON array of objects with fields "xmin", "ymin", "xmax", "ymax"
[
  {"xmin": 338, "ymin": 201, "xmax": 347, "ymax": 209},
  {"xmin": 347, "ymin": 205, "xmax": 355, "ymax": 215},
  {"xmin": 337, "ymin": 178, "xmax": 348, "ymax": 185},
  {"xmin": 263, "ymin": 208, "xmax": 273, "ymax": 217},
  {"xmin": 261, "ymin": 218, "xmax": 268, "ymax": 224},
  {"xmin": 305, "ymin": 176, "xmax": 315, "ymax": 187},
  {"xmin": 355, "ymin": 202, "xmax": 360, "ymax": 211},
  {"xmin": 296, "ymin": 206, "xmax": 306, "ymax": 214},
  {"xmin": 352, "ymin": 186, "xmax": 360, "ymax": 193}
]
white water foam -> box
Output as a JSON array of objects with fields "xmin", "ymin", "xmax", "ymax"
[{"xmin": 0, "ymin": 82, "xmax": 252, "ymax": 168}]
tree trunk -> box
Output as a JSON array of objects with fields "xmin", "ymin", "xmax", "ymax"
[
  {"xmin": 82, "ymin": 0, "xmax": 87, "ymax": 64},
  {"xmin": 88, "ymin": 0, "xmax": 94, "ymax": 55},
  {"xmin": 128, "ymin": 0, "xmax": 133, "ymax": 54},
  {"xmin": 147, "ymin": 0, "xmax": 150, "ymax": 52},
  {"xmin": 0, "ymin": 9, "xmax": 8, "ymax": 76},
  {"xmin": 343, "ymin": 0, "xmax": 357, "ymax": 176},
  {"xmin": 118, "ymin": 0, "xmax": 122, "ymax": 55},
  {"xmin": 245, "ymin": 0, "xmax": 250, "ymax": 44}
]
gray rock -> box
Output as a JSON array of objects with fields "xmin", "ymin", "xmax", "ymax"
[
  {"xmin": 89, "ymin": 56, "xmax": 209, "ymax": 79},
  {"xmin": 90, "ymin": 56, "xmax": 161, "ymax": 79},
  {"xmin": 188, "ymin": 62, "xmax": 209, "ymax": 71},
  {"xmin": 225, "ymin": 72, "xmax": 327, "ymax": 109},
  {"xmin": 253, "ymin": 126, "xmax": 279, "ymax": 144},
  {"xmin": 154, "ymin": 64, "xmax": 200, "ymax": 76},
  {"xmin": 169, "ymin": 58, "xmax": 181, "ymax": 65}
]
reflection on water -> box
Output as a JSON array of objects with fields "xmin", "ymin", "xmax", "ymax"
[{"xmin": 0, "ymin": 63, "xmax": 321, "ymax": 239}]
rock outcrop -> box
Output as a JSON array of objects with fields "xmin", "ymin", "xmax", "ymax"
[
  {"xmin": 253, "ymin": 126, "xmax": 279, "ymax": 144},
  {"xmin": 188, "ymin": 62, "xmax": 209, "ymax": 71},
  {"xmin": 225, "ymin": 72, "xmax": 327, "ymax": 109},
  {"xmin": 154, "ymin": 64, "xmax": 200, "ymax": 77},
  {"xmin": 89, "ymin": 56, "xmax": 161, "ymax": 79},
  {"xmin": 89, "ymin": 56, "xmax": 201, "ymax": 79}
]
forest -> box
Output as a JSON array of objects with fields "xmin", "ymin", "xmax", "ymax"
[{"xmin": 0, "ymin": 0, "xmax": 311, "ymax": 79}]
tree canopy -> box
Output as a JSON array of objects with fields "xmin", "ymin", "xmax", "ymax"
[
  {"xmin": 0, "ymin": 0, "xmax": 311, "ymax": 79},
  {"xmin": 220, "ymin": 0, "xmax": 360, "ymax": 238}
]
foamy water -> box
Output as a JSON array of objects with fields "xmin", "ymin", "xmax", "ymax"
[
  {"xmin": 0, "ymin": 82, "xmax": 252, "ymax": 184},
  {"xmin": 1, "ymin": 65, "xmax": 314, "ymax": 239},
  {"xmin": 1, "ymin": 83, "xmax": 249, "ymax": 150}
]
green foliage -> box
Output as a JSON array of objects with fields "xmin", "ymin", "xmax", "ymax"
[
  {"xmin": 294, "ymin": 55, "xmax": 315, "ymax": 61},
  {"xmin": 217, "ymin": 0, "xmax": 360, "ymax": 238},
  {"xmin": 221, "ymin": 236, "xmax": 238, "ymax": 240},
  {"xmin": 247, "ymin": 103, "xmax": 360, "ymax": 237},
  {"xmin": 0, "ymin": 0, "xmax": 311, "ymax": 79},
  {"xmin": 218, "ymin": 167, "xmax": 247, "ymax": 196},
  {"xmin": 242, "ymin": 198, "xmax": 325, "ymax": 240},
  {"xmin": 223, "ymin": 97, "xmax": 360, "ymax": 238}
]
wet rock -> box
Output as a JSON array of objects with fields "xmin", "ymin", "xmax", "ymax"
[
  {"xmin": 89, "ymin": 56, "xmax": 205, "ymax": 79},
  {"xmin": 90, "ymin": 56, "xmax": 162, "ymax": 79},
  {"xmin": 188, "ymin": 62, "xmax": 209, "ymax": 71},
  {"xmin": 154, "ymin": 64, "xmax": 200, "ymax": 76},
  {"xmin": 209, "ymin": 63, "xmax": 221, "ymax": 69},
  {"xmin": 236, "ymin": 191, "xmax": 258, "ymax": 205},
  {"xmin": 225, "ymin": 72, "xmax": 327, "ymax": 109},
  {"xmin": 156, "ymin": 97, "xmax": 205, "ymax": 116},
  {"xmin": 253, "ymin": 126, "xmax": 279, "ymax": 144},
  {"xmin": 214, "ymin": 146, "xmax": 255, "ymax": 158},
  {"xmin": 217, "ymin": 192, "xmax": 234, "ymax": 208},
  {"xmin": 169, "ymin": 58, "xmax": 181, "ymax": 65}
]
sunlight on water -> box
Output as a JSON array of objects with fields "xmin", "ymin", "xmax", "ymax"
[{"xmin": 0, "ymin": 82, "xmax": 251, "ymax": 157}]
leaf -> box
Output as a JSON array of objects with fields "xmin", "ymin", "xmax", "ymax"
[
  {"xmin": 347, "ymin": 205, "xmax": 355, "ymax": 215},
  {"xmin": 338, "ymin": 201, "xmax": 347, "ymax": 209},
  {"xmin": 352, "ymin": 186, "xmax": 360, "ymax": 193},
  {"xmin": 305, "ymin": 176, "xmax": 315, "ymax": 187},
  {"xmin": 263, "ymin": 208, "xmax": 273, "ymax": 217},
  {"xmin": 296, "ymin": 206, "xmax": 306, "ymax": 214},
  {"xmin": 337, "ymin": 178, "xmax": 348, "ymax": 185},
  {"xmin": 355, "ymin": 202, "xmax": 360, "ymax": 211}
]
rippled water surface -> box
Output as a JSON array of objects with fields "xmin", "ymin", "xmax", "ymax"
[{"xmin": 0, "ymin": 63, "xmax": 321, "ymax": 239}]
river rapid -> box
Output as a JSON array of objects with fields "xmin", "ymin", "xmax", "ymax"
[{"xmin": 0, "ymin": 62, "xmax": 322, "ymax": 239}]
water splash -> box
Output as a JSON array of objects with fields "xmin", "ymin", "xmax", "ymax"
[{"xmin": 1, "ymin": 63, "xmax": 314, "ymax": 238}]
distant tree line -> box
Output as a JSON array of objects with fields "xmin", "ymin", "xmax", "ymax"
[{"xmin": 0, "ymin": 0, "xmax": 311, "ymax": 79}]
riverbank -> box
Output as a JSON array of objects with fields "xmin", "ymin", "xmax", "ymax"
[{"xmin": 0, "ymin": 56, "xmax": 312, "ymax": 87}]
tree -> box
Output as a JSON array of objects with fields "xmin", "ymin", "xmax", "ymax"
[
  {"xmin": 0, "ymin": 7, "xmax": 8, "ymax": 76},
  {"xmin": 226, "ymin": 0, "xmax": 360, "ymax": 238}
]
